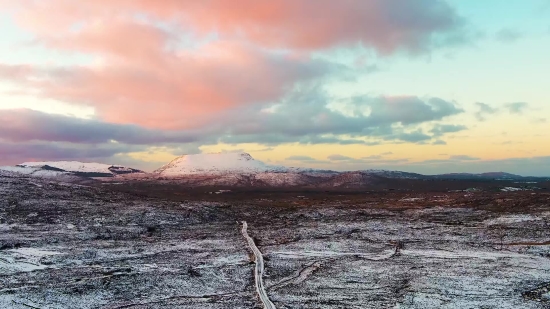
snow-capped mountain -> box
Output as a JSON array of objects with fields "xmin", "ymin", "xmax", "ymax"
[
  {"xmin": 153, "ymin": 152, "xmax": 288, "ymax": 176},
  {"xmin": 0, "ymin": 165, "xmax": 69, "ymax": 178},
  {"xmin": 149, "ymin": 152, "xmax": 424, "ymax": 187},
  {"xmin": 146, "ymin": 152, "xmax": 548, "ymax": 187},
  {"xmin": 3, "ymin": 153, "xmax": 546, "ymax": 188},
  {"xmin": 16, "ymin": 161, "xmax": 144, "ymax": 177},
  {"xmin": 148, "ymin": 152, "xmax": 339, "ymax": 186}
]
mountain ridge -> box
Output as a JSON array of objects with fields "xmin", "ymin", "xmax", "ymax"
[
  {"xmin": 2, "ymin": 153, "xmax": 548, "ymax": 188},
  {"xmin": 15, "ymin": 161, "xmax": 145, "ymax": 177}
]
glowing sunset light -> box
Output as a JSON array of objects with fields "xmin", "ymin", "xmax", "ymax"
[{"xmin": 0, "ymin": 0, "xmax": 549, "ymax": 175}]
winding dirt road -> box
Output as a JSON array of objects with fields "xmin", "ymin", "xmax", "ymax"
[{"xmin": 241, "ymin": 221, "xmax": 276, "ymax": 309}]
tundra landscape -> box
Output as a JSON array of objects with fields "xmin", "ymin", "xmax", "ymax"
[
  {"xmin": 1, "ymin": 1, "xmax": 550, "ymax": 308},
  {"xmin": 1, "ymin": 154, "xmax": 550, "ymax": 308}
]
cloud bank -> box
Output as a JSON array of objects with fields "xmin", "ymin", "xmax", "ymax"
[{"xmin": 4, "ymin": 0, "xmax": 542, "ymax": 176}]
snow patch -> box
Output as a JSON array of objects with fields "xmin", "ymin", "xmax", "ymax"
[
  {"xmin": 484, "ymin": 215, "xmax": 542, "ymax": 225},
  {"xmin": 400, "ymin": 197, "xmax": 424, "ymax": 202},
  {"xmin": 501, "ymin": 187, "xmax": 525, "ymax": 192},
  {"xmin": 0, "ymin": 248, "xmax": 61, "ymax": 274}
]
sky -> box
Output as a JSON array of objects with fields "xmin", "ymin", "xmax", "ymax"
[{"xmin": 0, "ymin": 0, "xmax": 549, "ymax": 175}]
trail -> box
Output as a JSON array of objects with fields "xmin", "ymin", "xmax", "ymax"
[
  {"xmin": 268, "ymin": 261, "xmax": 322, "ymax": 291},
  {"xmin": 241, "ymin": 221, "xmax": 276, "ymax": 309},
  {"xmin": 271, "ymin": 249, "xmax": 398, "ymax": 260}
]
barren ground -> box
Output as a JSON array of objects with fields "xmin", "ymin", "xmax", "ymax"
[{"xmin": 1, "ymin": 174, "xmax": 550, "ymax": 308}]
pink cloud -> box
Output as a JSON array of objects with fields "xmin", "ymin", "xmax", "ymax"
[
  {"xmin": 0, "ymin": 41, "xmax": 322, "ymax": 129},
  {"xmin": 9, "ymin": 0, "xmax": 461, "ymax": 52},
  {"xmin": 1, "ymin": 0, "xmax": 462, "ymax": 130},
  {"xmin": 45, "ymin": 19, "xmax": 173, "ymax": 68}
]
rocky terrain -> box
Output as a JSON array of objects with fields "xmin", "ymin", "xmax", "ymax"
[{"xmin": 1, "ymin": 170, "xmax": 550, "ymax": 308}]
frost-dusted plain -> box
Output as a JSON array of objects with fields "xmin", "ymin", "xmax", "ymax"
[{"xmin": 1, "ymin": 167, "xmax": 550, "ymax": 308}]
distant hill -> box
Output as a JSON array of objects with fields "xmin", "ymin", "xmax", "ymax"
[
  {"xmin": 15, "ymin": 161, "xmax": 145, "ymax": 178},
  {"xmin": 1, "ymin": 153, "xmax": 547, "ymax": 189}
]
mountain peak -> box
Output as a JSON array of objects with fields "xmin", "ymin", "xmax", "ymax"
[{"xmin": 153, "ymin": 152, "xmax": 285, "ymax": 176}]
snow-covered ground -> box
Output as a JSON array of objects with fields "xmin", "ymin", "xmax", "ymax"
[
  {"xmin": 0, "ymin": 247, "xmax": 61, "ymax": 274},
  {"xmin": 1, "ymin": 170, "xmax": 549, "ymax": 308},
  {"xmin": 484, "ymin": 214, "xmax": 545, "ymax": 225}
]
